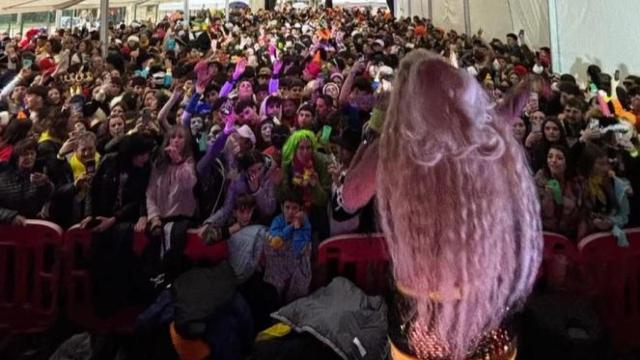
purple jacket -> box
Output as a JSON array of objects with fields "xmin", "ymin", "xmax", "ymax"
[{"xmin": 204, "ymin": 168, "xmax": 276, "ymax": 226}]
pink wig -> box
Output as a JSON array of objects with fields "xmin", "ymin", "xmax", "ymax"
[{"xmin": 377, "ymin": 49, "xmax": 542, "ymax": 359}]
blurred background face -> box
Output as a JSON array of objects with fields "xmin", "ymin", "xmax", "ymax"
[
  {"xmin": 563, "ymin": 105, "xmax": 582, "ymax": 123},
  {"xmin": 48, "ymin": 88, "xmax": 61, "ymax": 104},
  {"xmin": 546, "ymin": 148, "xmax": 566, "ymax": 176},
  {"xmin": 282, "ymin": 200, "xmax": 301, "ymax": 223},
  {"xmin": 25, "ymin": 93, "xmax": 43, "ymax": 110},
  {"xmin": 592, "ymin": 156, "xmax": 610, "ymax": 176},
  {"xmin": 169, "ymin": 128, "xmax": 186, "ymax": 152},
  {"xmin": 18, "ymin": 149, "xmax": 36, "ymax": 171},
  {"xmin": 544, "ymin": 121, "xmax": 561, "ymax": 142},
  {"xmin": 315, "ymin": 98, "xmax": 330, "ymax": 118},
  {"xmin": 234, "ymin": 206, "xmax": 254, "ymax": 226},
  {"xmin": 295, "ymin": 138, "xmax": 313, "ymax": 163},
  {"xmin": 297, "ymin": 110, "xmax": 313, "ymax": 129},
  {"xmin": 109, "ymin": 116, "xmax": 125, "ymax": 137},
  {"xmin": 77, "ymin": 140, "xmax": 96, "ymax": 163},
  {"xmin": 512, "ymin": 118, "xmax": 527, "ymax": 142}
]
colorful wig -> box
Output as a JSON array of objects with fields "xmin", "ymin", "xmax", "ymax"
[
  {"xmin": 281, "ymin": 129, "xmax": 317, "ymax": 166},
  {"xmin": 377, "ymin": 50, "xmax": 542, "ymax": 359}
]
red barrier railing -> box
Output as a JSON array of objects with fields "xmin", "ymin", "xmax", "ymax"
[
  {"xmin": 578, "ymin": 228, "xmax": 640, "ymax": 351},
  {"xmin": 0, "ymin": 220, "xmax": 64, "ymax": 334},
  {"xmin": 315, "ymin": 233, "xmax": 390, "ymax": 295},
  {"xmin": 63, "ymin": 226, "xmax": 228, "ymax": 332},
  {"xmin": 2, "ymin": 219, "xmax": 639, "ymax": 349}
]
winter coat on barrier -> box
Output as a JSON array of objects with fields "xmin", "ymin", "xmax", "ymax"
[
  {"xmin": 271, "ymin": 277, "xmax": 388, "ymax": 360},
  {"xmin": 227, "ymin": 224, "xmax": 268, "ymax": 283}
]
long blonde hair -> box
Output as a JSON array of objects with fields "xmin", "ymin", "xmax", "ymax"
[{"xmin": 377, "ymin": 49, "xmax": 542, "ymax": 359}]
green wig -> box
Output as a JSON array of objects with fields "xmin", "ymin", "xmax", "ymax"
[{"xmin": 282, "ymin": 130, "xmax": 318, "ymax": 166}]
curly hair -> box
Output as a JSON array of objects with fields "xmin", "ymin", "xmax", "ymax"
[{"xmin": 377, "ymin": 49, "xmax": 542, "ymax": 359}]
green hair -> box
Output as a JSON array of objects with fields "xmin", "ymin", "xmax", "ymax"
[{"xmin": 282, "ymin": 130, "xmax": 318, "ymax": 166}]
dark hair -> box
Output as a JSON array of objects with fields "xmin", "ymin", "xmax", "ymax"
[
  {"xmin": 271, "ymin": 125, "xmax": 291, "ymax": 149},
  {"xmin": 265, "ymin": 96, "xmax": 282, "ymax": 108},
  {"xmin": 45, "ymin": 112, "xmax": 70, "ymax": 141},
  {"xmin": 118, "ymin": 133, "xmax": 155, "ymax": 168},
  {"xmin": 297, "ymin": 103, "xmax": 315, "ymax": 115},
  {"xmin": 506, "ymin": 33, "xmax": 518, "ymax": 41},
  {"xmin": 628, "ymin": 86, "xmax": 640, "ymax": 98},
  {"xmin": 235, "ymin": 99, "xmax": 256, "ymax": 114},
  {"xmin": 1, "ymin": 118, "xmax": 32, "ymax": 146},
  {"xmin": 542, "ymin": 117, "xmax": 568, "ymax": 146},
  {"xmin": 353, "ymin": 76, "xmax": 373, "ymax": 93},
  {"xmin": 9, "ymin": 138, "xmax": 37, "ymax": 167},
  {"xmin": 543, "ymin": 144, "xmax": 573, "ymax": 179},
  {"xmin": 564, "ymin": 97, "xmax": 585, "ymax": 111},
  {"xmin": 581, "ymin": 143, "xmax": 608, "ymax": 176},
  {"xmin": 279, "ymin": 187, "xmax": 304, "ymax": 206},
  {"xmin": 155, "ymin": 125, "xmax": 193, "ymax": 170},
  {"xmin": 316, "ymin": 94, "xmax": 334, "ymax": 108},
  {"xmin": 234, "ymin": 193, "xmax": 256, "ymax": 210},
  {"xmin": 237, "ymin": 149, "xmax": 264, "ymax": 172}
]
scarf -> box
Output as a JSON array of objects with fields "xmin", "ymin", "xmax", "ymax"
[
  {"xmin": 69, "ymin": 152, "xmax": 101, "ymax": 182},
  {"xmin": 291, "ymin": 155, "xmax": 315, "ymax": 210},
  {"xmin": 38, "ymin": 130, "xmax": 62, "ymax": 144},
  {"xmin": 586, "ymin": 175, "xmax": 606, "ymax": 206}
]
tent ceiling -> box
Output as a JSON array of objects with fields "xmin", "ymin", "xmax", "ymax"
[{"xmin": 0, "ymin": 0, "xmax": 164, "ymax": 14}]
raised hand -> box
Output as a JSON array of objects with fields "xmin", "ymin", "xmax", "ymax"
[
  {"xmin": 232, "ymin": 58, "xmax": 247, "ymax": 80},
  {"xmin": 223, "ymin": 112, "xmax": 237, "ymax": 135},
  {"xmin": 272, "ymin": 59, "xmax": 283, "ymax": 75}
]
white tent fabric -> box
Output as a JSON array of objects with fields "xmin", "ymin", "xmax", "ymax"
[
  {"xmin": 469, "ymin": 0, "xmax": 548, "ymax": 49},
  {"xmin": 431, "ymin": 0, "xmax": 464, "ymax": 33},
  {"xmin": 549, "ymin": 0, "xmax": 640, "ymax": 82},
  {"xmin": 394, "ymin": 0, "xmax": 549, "ymax": 48},
  {"xmin": 0, "ymin": 0, "xmax": 150, "ymax": 14}
]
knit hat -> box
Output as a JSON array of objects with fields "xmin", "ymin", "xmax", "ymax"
[
  {"xmin": 329, "ymin": 72, "xmax": 344, "ymax": 83},
  {"xmin": 513, "ymin": 64, "xmax": 528, "ymax": 77},
  {"xmin": 236, "ymin": 125, "xmax": 256, "ymax": 144}
]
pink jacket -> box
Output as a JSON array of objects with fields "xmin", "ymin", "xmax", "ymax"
[{"xmin": 146, "ymin": 158, "xmax": 197, "ymax": 220}]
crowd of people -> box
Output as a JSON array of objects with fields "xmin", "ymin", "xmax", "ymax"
[{"xmin": 1, "ymin": 3, "xmax": 639, "ymax": 359}]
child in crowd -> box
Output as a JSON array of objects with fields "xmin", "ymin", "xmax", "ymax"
[
  {"xmin": 263, "ymin": 191, "xmax": 312, "ymax": 303},
  {"xmin": 201, "ymin": 193, "xmax": 257, "ymax": 244}
]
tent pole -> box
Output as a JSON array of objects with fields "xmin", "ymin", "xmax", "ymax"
[
  {"xmin": 183, "ymin": 0, "xmax": 189, "ymax": 25},
  {"xmin": 55, "ymin": 10, "xmax": 63, "ymax": 30},
  {"xmin": 225, "ymin": 0, "xmax": 229, "ymax": 22},
  {"xmin": 547, "ymin": 0, "xmax": 560, "ymax": 73},
  {"xmin": 17, "ymin": 13, "xmax": 23, "ymax": 36},
  {"xmin": 100, "ymin": 0, "xmax": 108, "ymax": 55},
  {"xmin": 463, "ymin": 0, "xmax": 471, "ymax": 35},
  {"xmin": 428, "ymin": 0, "xmax": 432, "ymax": 19}
]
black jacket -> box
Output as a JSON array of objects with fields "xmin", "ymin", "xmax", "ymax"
[
  {"xmin": 0, "ymin": 166, "xmax": 53, "ymax": 223},
  {"xmin": 90, "ymin": 153, "xmax": 151, "ymax": 223}
]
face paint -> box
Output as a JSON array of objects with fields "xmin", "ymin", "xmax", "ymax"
[{"xmin": 190, "ymin": 117, "xmax": 204, "ymax": 135}]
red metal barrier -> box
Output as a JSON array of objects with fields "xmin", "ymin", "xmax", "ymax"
[
  {"xmin": 63, "ymin": 226, "xmax": 228, "ymax": 332},
  {"xmin": 0, "ymin": 220, "xmax": 63, "ymax": 333},
  {"xmin": 539, "ymin": 232, "xmax": 579, "ymax": 288},
  {"xmin": 578, "ymin": 228, "xmax": 640, "ymax": 351},
  {"xmin": 315, "ymin": 233, "xmax": 390, "ymax": 295}
]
